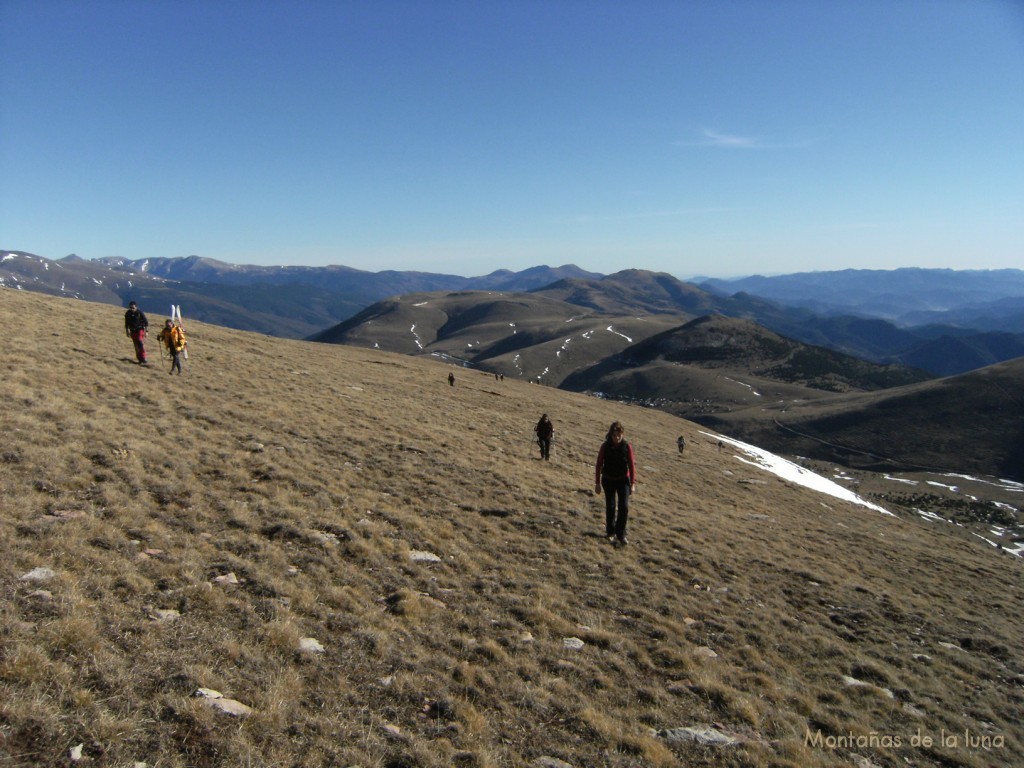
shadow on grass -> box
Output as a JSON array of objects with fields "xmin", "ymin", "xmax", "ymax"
[{"xmin": 479, "ymin": 508, "xmax": 513, "ymax": 518}]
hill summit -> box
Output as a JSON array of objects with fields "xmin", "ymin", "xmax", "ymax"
[{"xmin": 1, "ymin": 289, "xmax": 1021, "ymax": 767}]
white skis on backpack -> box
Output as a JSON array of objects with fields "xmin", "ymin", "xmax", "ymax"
[{"xmin": 172, "ymin": 304, "xmax": 188, "ymax": 359}]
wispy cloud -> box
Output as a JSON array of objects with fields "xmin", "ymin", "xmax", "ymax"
[
  {"xmin": 701, "ymin": 129, "xmax": 761, "ymax": 148},
  {"xmin": 676, "ymin": 128, "xmax": 813, "ymax": 150}
]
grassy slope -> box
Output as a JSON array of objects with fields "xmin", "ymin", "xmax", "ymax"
[
  {"xmin": 704, "ymin": 359, "xmax": 1024, "ymax": 481},
  {"xmin": 311, "ymin": 290, "xmax": 685, "ymax": 385},
  {"xmin": 1, "ymin": 289, "xmax": 1022, "ymax": 768}
]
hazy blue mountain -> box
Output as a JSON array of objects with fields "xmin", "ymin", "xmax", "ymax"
[
  {"xmin": 899, "ymin": 296, "xmax": 1024, "ymax": 333},
  {"xmin": 700, "ymin": 267, "xmax": 1024, "ymax": 322}
]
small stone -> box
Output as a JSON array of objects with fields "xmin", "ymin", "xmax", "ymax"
[
  {"xmin": 150, "ymin": 608, "xmax": 180, "ymax": 623},
  {"xmin": 693, "ymin": 646, "xmax": 718, "ymax": 659},
  {"xmin": 69, "ymin": 744, "xmax": 84, "ymax": 761},
  {"xmin": 313, "ymin": 530, "xmax": 339, "ymax": 545},
  {"xmin": 562, "ymin": 637, "xmax": 585, "ymax": 650},
  {"xmin": 298, "ymin": 637, "xmax": 325, "ymax": 654},
  {"xmin": 841, "ymin": 675, "xmax": 894, "ymax": 698},
  {"xmin": 212, "ymin": 697, "xmax": 253, "ymax": 717},
  {"xmin": 533, "ymin": 758, "xmax": 576, "ymax": 768},
  {"xmin": 19, "ymin": 567, "xmax": 56, "ymax": 582},
  {"xmin": 212, "ymin": 573, "xmax": 239, "ymax": 586},
  {"xmin": 656, "ymin": 725, "xmax": 740, "ymax": 746},
  {"xmin": 409, "ymin": 550, "xmax": 442, "ymax": 563},
  {"xmin": 196, "ymin": 688, "xmax": 252, "ymax": 716}
]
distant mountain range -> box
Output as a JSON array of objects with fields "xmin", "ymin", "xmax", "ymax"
[
  {"xmin": 699, "ymin": 267, "xmax": 1024, "ymax": 328},
  {"xmin": 0, "ymin": 251, "xmax": 602, "ymax": 338},
  {"xmin": 4, "ymin": 251, "xmax": 1024, "ymax": 376},
  {"xmin": 5, "ymin": 250, "xmax": 1024, "ymax": 479}
]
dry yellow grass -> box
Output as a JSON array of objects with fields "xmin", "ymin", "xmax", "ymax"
[{"xmin": 1, "ymin": 288, "xmax": 1021, "ymax": 767}]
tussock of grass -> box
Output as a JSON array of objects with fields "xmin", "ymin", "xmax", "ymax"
[{"xmin": 1, "ymin": 289, "xmax": 1022, "ymax": 767}]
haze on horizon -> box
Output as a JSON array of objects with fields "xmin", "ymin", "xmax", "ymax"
[{"xmin": 1, "ymin": 0, "xmax": 1022, "ymax": 280}]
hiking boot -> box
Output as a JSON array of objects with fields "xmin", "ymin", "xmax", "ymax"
[{"xmin": 617, "ymin": 536, "xmax": 628, "ymax": 547}]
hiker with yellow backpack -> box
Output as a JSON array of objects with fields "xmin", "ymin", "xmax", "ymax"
[{"xmin": 157, "ymin": 318, "xmax": 187, "ymax": 375}]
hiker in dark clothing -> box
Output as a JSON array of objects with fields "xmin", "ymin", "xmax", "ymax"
[
  {"xmin": 535, "ymin": 414, "xmax": 554, "ymax": 460},
  {"xmin": 677, "ymin": 435, "xmax": 686, "ymax": 454},
  {"xmin": 594, "ymin": 421, "xmax": 636, "ymax": 546},
  {"xmin": 448, "ymin": 372, "xmax": 455, "ymax": 386},
  {"xmin": 124, "ymin": 301, "xmax": 149, "ymax": 364}
]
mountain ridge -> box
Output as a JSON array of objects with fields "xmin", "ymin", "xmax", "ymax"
[{"xmin": 5, "ymin": 250, "xmax": 1024, "ymax": 375}]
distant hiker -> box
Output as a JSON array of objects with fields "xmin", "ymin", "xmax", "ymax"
[
  {"xmin": 124, "ymin": 301, "xmax": 149, "ymax": 365},
  {"xmin": 448, "ymin": 372, "xmax": 455, "ymax": 386},
  {"xmin": 535, "ymin": 414, "xmax": 554, "ymax": 460},
  {"xmin": 717, "ymin": 440, "xmax": 723, "ymax": 452},
  {"xmin": 677, "ymin": 435, "xmax": 686, "ymax": 454},
  {"xmin": 157, "ymin": 319, "xmax": 187, "ymax": 375},
  {"xmin": 594, "ymin": 421, "xmax": 637, "ymax": 547}
]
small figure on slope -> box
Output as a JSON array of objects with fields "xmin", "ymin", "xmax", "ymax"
[
  {"xmin": 124, "ymin": 301, "xmax": 149, "ymax": 365},
  {"xmin": 157, "ymin": 319, "xmax": 187, "ymax": 375},
  {"xmin": 535, "ymin": 414, "xmax": 554, "ymax": 461}
]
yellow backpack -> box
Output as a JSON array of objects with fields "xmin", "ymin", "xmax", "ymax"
[{"xmin": 169, "ymin": 325, "xmax": 187, "ymax": 353}]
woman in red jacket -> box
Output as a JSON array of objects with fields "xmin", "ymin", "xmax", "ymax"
[{"xmin": 594, "ymin": 421, "xmax": 636, "ymax": 547}]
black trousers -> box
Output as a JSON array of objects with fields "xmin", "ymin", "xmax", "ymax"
[
  {"xmin": 602, "ymin": 476, "xmax": 630, "ymax": 538},
  {"xmin": 538, "ymin": 437, "xmax": 551, "ymax": 460}
]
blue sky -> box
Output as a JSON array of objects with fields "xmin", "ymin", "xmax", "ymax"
[{"xmin": 2, "ymin": 0, "xmax": 1022, "ymax": 279}]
